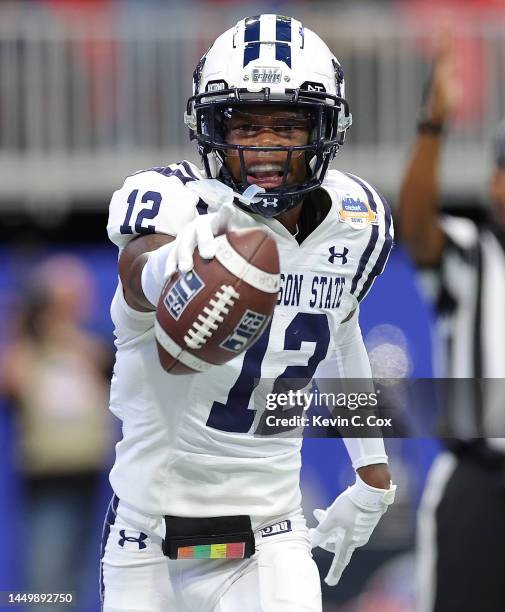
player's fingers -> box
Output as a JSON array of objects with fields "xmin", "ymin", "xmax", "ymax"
[
  {"xmin": 311, "ymin": 509, "xmax": 331, "ymax": 545},
  {"xmin": 196, "ymin": 216, "xmax": 217, "ymax": 260},
  {"xmin": 328, "ymin": 545, "xmax": 355, "ymax": 586},
  {"xmin": 324, "ymin": 538, "xmax": 349, "ymax": 587},
  {"xmin": 211, "ymin": 202, "xmax": 234, "ymax": 235},
  {"xmin": 163, "ymin": 246, "xmax": 178, "ymax": 280},
  {"xmin": 309, "ymin": 509, "xmax": 329, "ymax": 548},
  {"xmin": 313, "ymin": 508, "xmax": 327, "ymax": 525},
  {"xmin": 323, "ymin": 526, "xmax": 346, "ymax": 554},
  {"xmin": 308, "ymin": 527, "xmax": 323, "ymax": 549},
  {"xmin": 325, "ymin": 556, "xmax": 344, "ymax": 587},
  {"xmin": 177, "ymin": 226, "xmax": 197, "ymax": 273}
]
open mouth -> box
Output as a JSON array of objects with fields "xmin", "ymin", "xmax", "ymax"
[{"xmin": 246, "ymin": 163, "xmax": 287, "ymax": 189}]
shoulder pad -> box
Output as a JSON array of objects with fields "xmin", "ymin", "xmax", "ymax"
[
  {"xmin": 325, "ymin": 171, "xmax": 394, "ymax": 303},
  {"xmin": 107, "ymin": 162, "xmax": 206, "ymax": 250},
  {"xmin": 323, "ymin": 170, "xmax": 383, "ymax": 232}
]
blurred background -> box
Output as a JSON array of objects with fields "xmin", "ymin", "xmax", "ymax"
[{"xmin": 1, "ymin": 0, "xmax": 504, "ymax": 610}]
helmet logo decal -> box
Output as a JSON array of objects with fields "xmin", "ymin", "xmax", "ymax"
[
  {"xmin": 206, "ymin": 80, "xmax": 228, "ymax": 92},
  {"xmin": 252, "ymin": 67, "xmax": 282, "ymax": 84},
  {"xmin": 262, "ymin": 197, "xmax": 279, "ymax": 207},
  {"xmin": 301, "ymin": 81, "xmax": 326, "ymax": 93}
]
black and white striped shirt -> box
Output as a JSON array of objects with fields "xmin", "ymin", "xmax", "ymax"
[{"xmin": 420, "ymin": 215, "xmax": 505, "ymax": 450}]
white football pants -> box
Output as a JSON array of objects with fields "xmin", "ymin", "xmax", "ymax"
[{"xmin": 100, "ymin": 496, "xmax": 322, "ymax": 612}]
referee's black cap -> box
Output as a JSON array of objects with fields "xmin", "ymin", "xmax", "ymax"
[{"xmin": 494, "ymin": 120, "xmax": 505, "ymax": 169}]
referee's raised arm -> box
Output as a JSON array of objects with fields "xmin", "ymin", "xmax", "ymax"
[{"xmin": 398, "ymin": 30, "xmax": 460, "ymax": 267}]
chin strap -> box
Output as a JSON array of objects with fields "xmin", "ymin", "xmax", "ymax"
[
  {"xmin": 240, "ymin": 184, "xmax": 266, "ymax": 205},
  {"xmin": 186, "ymin": 179, "xmax": 265, "ymax": 212},
  {"xmin": 197, "ymin": 157, "xmax": 310, "ymax": 217}
]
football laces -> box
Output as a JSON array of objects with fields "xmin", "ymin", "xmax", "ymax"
[{"xmin": 184, "ymin": 285, "xmax": 240, "ymax": 350}]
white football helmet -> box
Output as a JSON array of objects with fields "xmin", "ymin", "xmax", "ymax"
[{"xmin": 185, "ymin": 14, "xmax": 352, "ymax": 217}]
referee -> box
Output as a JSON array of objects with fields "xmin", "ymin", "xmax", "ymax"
[{"xmin": 398, "ymin": 33, "xmax": 505, "ymax": 612}]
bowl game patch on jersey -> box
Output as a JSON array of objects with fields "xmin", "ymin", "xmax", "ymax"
[{"xmin": 338, "ymin": 194, "xmax": 378, "ymax": 230}]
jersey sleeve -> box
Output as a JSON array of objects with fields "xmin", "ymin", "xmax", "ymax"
[
  {"xmin": 315, "ymin": 309, "xmax": 372, "ymax": 379},
  {"xmin": 315, "ymin": 311, "xmax": 388, "ymax": 468},
  {"xmin": 107, "ymin": 163, "xmax": 202, "ymax": 251},
  {"xmin": 110, "ymin": 282, "xmax": 155, "ymax": 339}
]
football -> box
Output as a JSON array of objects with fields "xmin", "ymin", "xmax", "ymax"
[{"xmin": 155, "ymin": 228, "xmax": 280, "ymax": 374}]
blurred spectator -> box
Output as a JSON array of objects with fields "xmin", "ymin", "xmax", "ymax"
[
  {"xmin": 44, "ymin": 0, "xmax": 118, "ymax": 142},
  {"xmin": 0, "ymin": 255, "xmax": 112, "ymax": 605},
  {"xmin": 396, "ymin": 0, "xmax": 505, "ymax": 126},
  {"xmin": 398, "ymin": 31, "xmax": 505, "ymax": 612}
]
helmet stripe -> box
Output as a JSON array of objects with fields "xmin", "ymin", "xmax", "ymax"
[
  {"xmin": 243, "ymin": 15, "xmax": 261, "ymax": 67},
  {"xmin": 244, "ymin": 14, "xmax": 260, "ymax": 42},
  {"xmin": 275, "ymin": 15, "xmax": 292, "ymax": 68},
  {"xmin": 276, "ymin": 15, "xmax": 291, "ymax": 41}
]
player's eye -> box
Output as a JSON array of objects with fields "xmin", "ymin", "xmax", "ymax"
[
  {"xmin": 273, "ymin": 125, "xmax": 300, "ymax": 135},
  {"xmin": 231, "ymin": 123, "xmax": 308, "ymax": 137},
  {"xmin": 233, "ymin": 123, "xmax": 259, "ymax": 135}
]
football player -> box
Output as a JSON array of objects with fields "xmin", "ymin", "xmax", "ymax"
[{"xmin": 101, "ymin": 14, "xmax": 396, "ymax": 612}]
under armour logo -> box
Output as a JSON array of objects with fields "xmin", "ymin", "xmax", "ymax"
[
  {"xmin": 118, "ymin": 530, "xmax": 148, "ymax": 550},
  {"xmin": 262, "ymin": 197, "xmax": 278, "ymax": 207},
  {"xmin": 328, "ymin": 246, "xmax": 349, "ymax": 264}
]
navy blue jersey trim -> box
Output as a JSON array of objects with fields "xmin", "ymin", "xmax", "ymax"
[
  {"xmin": 196, "ymin": 198, "xmax": 208, "ymax": 215},
  {"xmin": 153, "ymin": 166, "xmax": 195, "ymax": 186},
  {"xmin": 357, "ymin": 191, "xmax": 393, "ymax": 302},
  {"xmin": 352, "ymin": 225, "xmax": 379, "ymax": 298},
  {"xmin": 345, "ymin": 174, "xmax": 379, "ymax": 297},
  {"xmin": 131, "ymin": 164, "xmax": 198, "ymax": 186},
  {"xmin": 100, "ymin": 495, "xmax": 119, "ymax": 605},
  {"xmin": 180, "ymin": 160, "xmax": 199, "ymax": 180}
]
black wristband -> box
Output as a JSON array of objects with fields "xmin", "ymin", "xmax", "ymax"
[{"xmin": 417, "ymin": 119, "xmax": 445, "ymax": 135}]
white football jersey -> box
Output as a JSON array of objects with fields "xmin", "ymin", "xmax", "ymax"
[{"xmin": 106, "ymin": 161, "xmax": 393, "ymax": 528}]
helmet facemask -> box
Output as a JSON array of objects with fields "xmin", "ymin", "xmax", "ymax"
[{"xmin": 186, "ymin": 87, "xmax": 351, "ymax": 217}]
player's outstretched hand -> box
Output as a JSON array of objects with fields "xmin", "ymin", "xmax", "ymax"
[
  {"xmin": 175, "ymin": 202, "xmax": 235, "ymax": 273},
  {"xmin": 141, "ymin": 202, "xmax": 235, "ymax": 308},
  {"xmin": 309, "ymin": 475, "xmax": 396, "ymax": 586}
]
